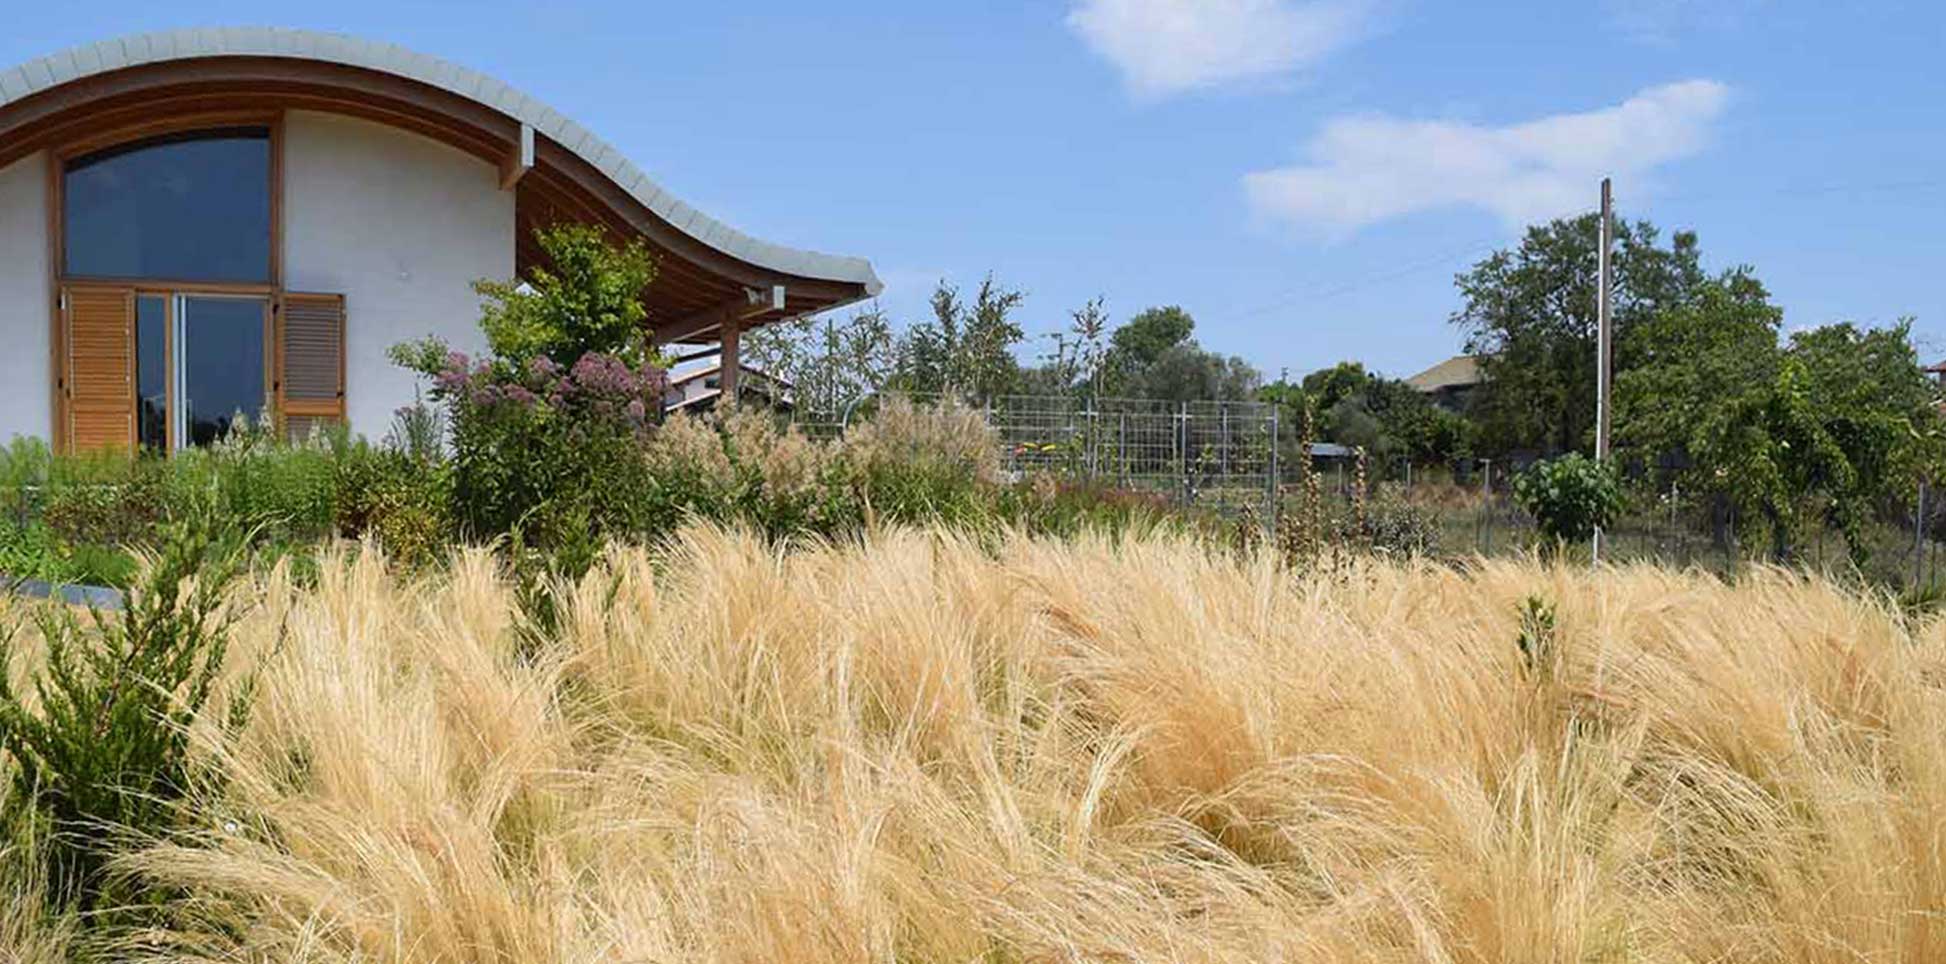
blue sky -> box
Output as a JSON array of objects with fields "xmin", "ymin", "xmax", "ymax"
[{"xmin": 5, "ymin": 1, "xmax": 1942, "ymax": 380}]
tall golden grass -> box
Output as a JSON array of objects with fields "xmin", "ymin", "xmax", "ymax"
[{"xmin": 10, "ymin": 525, "xmax": 1946, "ymax": 961}]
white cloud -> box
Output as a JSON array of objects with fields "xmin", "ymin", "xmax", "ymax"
[
  {"xmin": 1243, "ymin": 80, "xmax": 1731, "ymax": 234},
  {"xmin": 1067, "ymin": 0, "xmax": 1374, "ymax": 98}
]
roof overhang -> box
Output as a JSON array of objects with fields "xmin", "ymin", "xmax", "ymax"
[{"xmin": 0, "ymin": 28, "xmax": 881, "ymax": 334}]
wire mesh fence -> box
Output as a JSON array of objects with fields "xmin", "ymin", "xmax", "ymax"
[
  {"xmin": 799, "ymin": 393, "xmax": 1286, "ymax": 520},
  {"xmin": 795, "ymin": 392, "xmax": 1946, "ymax": 593}
]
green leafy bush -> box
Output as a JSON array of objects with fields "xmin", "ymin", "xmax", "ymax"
[
  {"xmin": 0, "ymin": 519, "xmax": 246, "ymax": 914},
  {"xmin": 335, "ymin": 439, "xmax": 452, "ymax": 570},
  {"xmin": 1513, "ymin": 453, "xmax": 1626, "ymax": 546}
]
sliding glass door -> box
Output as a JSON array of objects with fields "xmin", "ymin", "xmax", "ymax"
[
  {"xmin": 131, "ymin": 292, "xmax": 270, "ymax": 452},
  {"xmin": 178, "ymin": 296, "xmax": 269, "ymax": 447}
]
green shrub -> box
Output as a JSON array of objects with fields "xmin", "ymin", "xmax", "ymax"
[
  {"xmin": 172, "ymin": 423, "xmax": 342, "ymax": 546},
  {"xmin": 1513, "ymin": 453, "xmax": 1626, "ymax": 546},
  {"xmin": 39, "ymin": 468, "xmax": 167, "ymax": 549},
  {"xmin": 0, "ymin": 522, "xmax": 62, "ymax": 583},
  {"xmin": 390, "ymin": 224, "xmax": 670, "ymax": 552},
  {"xmin": 0, "ymin": 519, "xmax": 246, "ymax": 914},
  {"xmin": 994, "ymin": 476, "xmax": 1187, "ymax": 539},
  {"xmin": 335, "ymin": 439, "xmax": 452, "ymax": 570},
  {"xmin": 840, "ymin": 397, "xmax": 999, "ymax": 528}
]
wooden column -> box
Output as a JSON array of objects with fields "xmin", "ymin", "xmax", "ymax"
[{"xmin": 719, "ymin": 316, "xmax": 740, "ymax": 407}]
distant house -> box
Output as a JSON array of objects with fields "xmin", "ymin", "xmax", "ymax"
[
  {"xmin": 1405, "ymin": 355, "xmax": 1486, "ymax": 413},
  {"xmin": 663, "ymin": 362, "xmax": 793, "ymax": 415}
]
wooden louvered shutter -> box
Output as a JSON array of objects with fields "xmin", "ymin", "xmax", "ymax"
[
  {"xmin": 61, "ymin": 285, "xmax": 136, "ymax": 453},
  {"xmin": 277, "ymin": 292, "xmax": 347, "ymax": 442}
]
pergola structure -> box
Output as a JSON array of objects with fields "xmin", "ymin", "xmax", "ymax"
[{"xmin": 0, "ymin": 28, "xmax": 880, "ymax": 403}]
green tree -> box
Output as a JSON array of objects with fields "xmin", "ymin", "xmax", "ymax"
[
  {"xmin": 471, "ymin": 224, "xmax": 658, "ymax": 367},
  {"xmin": 1105, "ymin": 305, "xmax": 1194, "ymax": 391},
  {"xmin": 1259, "ymin": 362, "xmax": 1472, "ymax": 465},
  {"xmin": 1787, "ymin": 319, "xmax": 1943, "ymax": 505},
  {"xmin": 744, "ymin": 305, "xmax": 897, "ymax": 417},
  {"xmin": 1301, "ymin": 361, "xmax": 1372, "ymax": 413},
  {"xmin": 890, "ymin": 275, "xmax": 1025, "ymax": 401},
  {"xmin": 1454, "ymin": 214, "xmax": 1708, "ymax": 455},
  {"xmin": 1121, "ymin": 341, "xmax": 1262, "ymax": 403},
  {"xmin": 1617, "ymin": 272, "xmax": 1942, "ymax": 561}
]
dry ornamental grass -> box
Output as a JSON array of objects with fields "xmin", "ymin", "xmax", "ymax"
[{"xmin": 6, "ymin": 525, "xmax": 1946, "ymax": 962}]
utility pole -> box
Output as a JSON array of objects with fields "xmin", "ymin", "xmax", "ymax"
[{"xmin": 1593, "ymin": 177, "xmax": 1614, "ymax": 562}]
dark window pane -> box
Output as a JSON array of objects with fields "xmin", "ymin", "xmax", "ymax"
[
  {"xmin": 181, "ymin": 297, "xmax": 266, "ymax": 447},
  {"xmin": 136, "ymin": 295, "xmax": 168, "ymax": 454},
  {"xmin": 64, "ymin": 129, "xmax": 271, "ymax": 283}
]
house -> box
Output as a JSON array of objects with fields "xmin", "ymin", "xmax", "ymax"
[
  {"xmin": 663, "ymin": 361, "xmax": 793, "ymax": 415},
  {"xmin": 1405, "ymin": 354, "xmax": 1485, "ymax": 413},
  {"xmin": 0, "ymin": 28, "xmax": 880, "ymax": 453}
]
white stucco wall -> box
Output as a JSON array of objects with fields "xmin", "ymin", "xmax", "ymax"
[
  {"xmin": 0, "ymin": 153, "xmax": 51, "ymax": 445},
  {"xmin": 282, "ymin": 110, "xmax": 511, "ymax": 440}
]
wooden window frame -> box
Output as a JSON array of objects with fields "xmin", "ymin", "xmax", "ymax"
[
  {"xmin": 48, "ymin": 111, "xmax": 286, "ymax": 453},
  {"xmin": 276, "ymin": 292, "xmax": 348, "ymax": 427}
]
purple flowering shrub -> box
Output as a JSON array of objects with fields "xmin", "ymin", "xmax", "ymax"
[{"xmin": 400, "ymin": 341, "xmax": 669, "ymax": 540}]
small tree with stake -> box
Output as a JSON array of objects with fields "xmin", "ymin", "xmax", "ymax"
[{"xmin": 1513, "ymin": 453, "xmax": 1626, "ymax": 556}]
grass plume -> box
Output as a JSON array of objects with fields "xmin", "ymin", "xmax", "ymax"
[{"xmin": 5, "ymin": 526, "xmax": 1945, "ymax": 961}]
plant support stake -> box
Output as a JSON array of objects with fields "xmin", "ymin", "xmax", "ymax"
[{"xmin": 1593, "ymin": 177, "xmax": 1614, "ymax": 562}]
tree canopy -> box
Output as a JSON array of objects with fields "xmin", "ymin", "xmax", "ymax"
[{"xmin": 1453, "ymin": 214, "xmax": 1707, "ymax": 455}]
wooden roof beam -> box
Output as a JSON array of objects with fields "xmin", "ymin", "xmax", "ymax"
[{"xmin": 653, "ymin": 285, "xmax": 786, "ymax": 345}]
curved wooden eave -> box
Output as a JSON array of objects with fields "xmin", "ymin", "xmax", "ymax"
[{"xmin": 0, "ymin": 29, "xmax": 881, "ymax": 328}]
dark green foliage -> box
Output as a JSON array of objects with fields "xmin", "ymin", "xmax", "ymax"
[
  {"xmin": 39, "ymin": 467, "xmax": 168, "ymax": 550},
  {"xmin": 0, "ymin": 519, "xmax": 245, "ymax": 914},
  {"xmin": 1120, "ymin": 341, "xmax": 1262, "ymax": 404},
  {"xmin": 1260, "ymin": 363, "xmax": 1473, "ymax": 466},
  {"xmin": 1617, "ymin": 271, "xmax": 1939, "ymax": 562},
  {"xmin": 1514, "ymin": 453, "xmax": 1626, "ymax": 546},
  {"xmin": 1106, "ymin": 305, "xmax": 1195, "ymax": 382},
  {"xmin": 1455, "ymin": 214, "xmax": 1708, "ymax": 455}
]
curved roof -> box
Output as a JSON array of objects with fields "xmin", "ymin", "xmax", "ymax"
[{"xmin": 0, "ymin": 26, "xmax": 881, "ymax": 299}]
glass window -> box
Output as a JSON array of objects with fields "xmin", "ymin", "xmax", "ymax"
[
  {"xmin": 179, "ymin": 297, "xmax": 268, "ymax": 447},
  {"xmin": 136, "ymin": 295, "xmax": 168, "ymax": 454},
  {"xmin": 63, "ymin": 128, "xmax": 271, "ymax": 283}
]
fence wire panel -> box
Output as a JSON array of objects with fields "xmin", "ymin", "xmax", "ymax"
[
  {"xmin": 789, "ymin": 395, "xmax": 1946, "ymax": 592},
  {"xmin": 801, "ymin": 394, "xmax": 1282, "ymax": 520}
]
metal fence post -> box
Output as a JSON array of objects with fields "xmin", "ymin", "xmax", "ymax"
[
  {"xmin": 1915, "ymin": 481, "xmax": 1929, "ymax": 592},
  {"xmin": 1178, "ymin": 402, "xmax": 1190, "ymax": 506},
  {"xmin": 1117, "ymin": 411, "xmax": 1128, "ymax": 488},
  {"xmin": 1267, "ymin": 408, "xmax": 1281, "ymax": 534}
]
